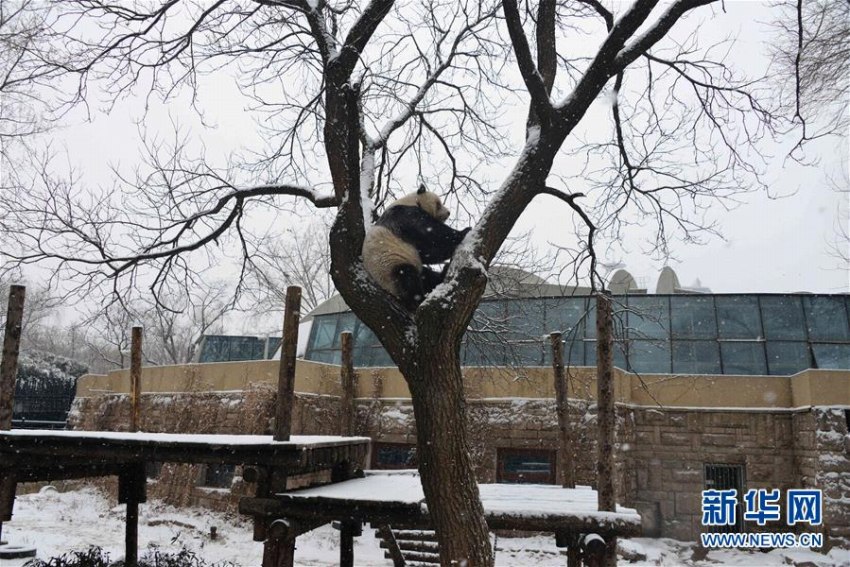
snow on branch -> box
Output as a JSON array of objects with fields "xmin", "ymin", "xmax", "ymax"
[{"xmin": 502, "ymin": 0, "xmax": 557, "ymax": 126}]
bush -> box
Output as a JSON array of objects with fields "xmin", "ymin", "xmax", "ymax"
[
  {"xmin": 23, "ymin": 547, "xmax": 111, "ymax": 567},
  {"xmin": 24, "ymin": 547, "xmax": 238, "ymax": 567}
]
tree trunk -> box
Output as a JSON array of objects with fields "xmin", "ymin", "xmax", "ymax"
[{"xmin": 405, "ymin": 337, "xmax": 492, "ymax": 567}]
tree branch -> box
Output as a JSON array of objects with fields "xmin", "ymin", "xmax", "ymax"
[
  {"xmin": 503, "ymin": 0, "xmax": 556, "ymax": 127},
  {"xmin": 333, "ymin": 0, "xmax": 394, "ymax": 76},
  {"xmin": 614, "ymin": 0, "xmax": 718, "ymax": 70}
]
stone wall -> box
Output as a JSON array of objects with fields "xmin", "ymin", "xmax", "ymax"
[
  {"xmin": 795, "ymin": 408, "xmax": 850, "ymax": 549},
  {"xmin": 67, "ymin": 389, "xmax": 850, "ymax": 547},
  {"xmin": 625, "ymin": 408, "xmax": 799, "ymax": 541}
]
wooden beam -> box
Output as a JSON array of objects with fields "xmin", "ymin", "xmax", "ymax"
[
  {"xmin": 239, "ymin": 496, "xmax": 640, "ymax": 538},
  {"xmin": 550, "ymin": 332, "xmax": 575, "ymax": 489},
  {"xmin": 376, "ymin": 525, "xmax": 406, "ymax": 567},
  {"xmin": 595, "ymin": 292, "xmax": 617, "ymax": 567},
  {"xmin": 11, "ymin": 463, "xmax": 125, "ymax": 483},
  {"xmin": 275, "ymin": 286, "xmax": 302, "ymax": 441},
  {"xmin": 340, "ymin": 331, "xmax": 355, "ymax": 436},
  {"xmin": 0, "ymin": 434, "xmax": 368, "ymax": 483},
  {"xmin": 130, "ymin": 326, "xmax": 143, "ymax": 433},
  {"xmin": 0, "ymin": 285, "xmax": 25, "ymax": 431}
]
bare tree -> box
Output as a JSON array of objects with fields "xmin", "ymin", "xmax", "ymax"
[
  {"xmin": 142, "ymin": 283, "xmax": 234, "ymax": 365},
  {"xmin": 0, "ymin": 0, "xmax": 820, "ymax": 563},
  {"xmin": 771, "ymin": 0, "xmax": 849, "ymax": 155},
  {"xmin": 244, "ymin": 220, "xmax": 335, "ymax": 315},
  {"xmin": 0, "ymin": 277, "xmax": 61, "ymax": 350},
  {"xmin": 77, "ymin": 301, "xmax": 135, "ymax": 371}
]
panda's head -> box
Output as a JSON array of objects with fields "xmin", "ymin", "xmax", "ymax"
[{"xmin": 390, "ymin": 184, "xmax": 451, "ymax": 222}]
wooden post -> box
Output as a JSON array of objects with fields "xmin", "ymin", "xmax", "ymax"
[
  {"xmin": 275, "ymin": 286, "xmax": 301, "ymax": 441},
  {"xmin": 130, "ymin": 326, "xmax": 142, "ymax": 433},
  {"xmin": 119, "ymin": 465, "xmax": 146, "ymax": 567},
  {"xmin": 595, "ymin": 292, "xmax": 617, "ymax": 567},
  {"xmin": 340, "ymin": 331, "xmax": 356, "ymax": 436},
  {"xmin": 339, "ymin": 520, "xmax": 359, "ymax": 567},
  {"xmin": 555, "ymin": 530, "xmax": 581, "ymax": 567},
  {"xmin": 263, "ymin": 519, "xmax": 295, "ymax": 567},
  {"xmin": 0, "ymin": 285, "xmax": 24, "ymax": 542},
  {"xmin": 550, "ymin": 332, "xmax": 575, "ymax": 489},
  {"xmin": 0, "ymin": 285, "xmax": 25, "ymax": 431}
]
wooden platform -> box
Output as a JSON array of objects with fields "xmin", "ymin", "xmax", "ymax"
[
  {"xmin": 0, "ymin": 430, "xmax": 370, "ymax": 566},
  {"xmin": 241, "ymin": 471, "xmax": 641, "ymax": 538},
  {"xmin": 0, "ymin": 430, "xmax": 370, "ymax": 481}
]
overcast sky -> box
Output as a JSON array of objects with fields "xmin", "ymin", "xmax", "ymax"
[{"xmin": 15, "ymin": 0, "xmax": 850, "ymax": 306}]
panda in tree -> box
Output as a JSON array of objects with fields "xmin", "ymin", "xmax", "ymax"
[{"xmin": 362, "ymin": 184, "xmax": 471, "ymax": 310}]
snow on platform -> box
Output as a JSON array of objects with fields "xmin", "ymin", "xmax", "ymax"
[
  {"xmin": 0, "ymin": 430, "xmax": 371, "ymax": 475},
  {"xmin": 259, "ymin": 472, "xmax": 641, "ymax": 534},
  {"xmin": 0, "ymin": 429, "xmax": 370, "ymax": 449}
]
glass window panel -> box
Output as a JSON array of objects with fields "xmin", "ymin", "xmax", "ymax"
[
  {"xmin": 627, "ymin": 296, "xmax": 670, "ymax": 340},
  {"xmin": 585, "ymin": 340, "xmax": 628, "ymax": 370},
  {"xmin": 505, "ymin": 299, "xmax": 545, "ymax": 341},
  {"xmin": 672, "ymin": 341, "xmax": 721, "ymax": 374},
  {"xmin": 544, "ymin": 297, "xmax": 586, "ymax": 339},
  {"xmin": 720, "ymin": 342, "xmax": 767, "ymax": 375},
  {"xmin": 766, "ymin": 341, "xmax": 810, "ymax": 375},
  {"xmin": 199, "ymin": 336, "xmax": 228, "ymax": 363},
  {"xmin": 310, "ymin": 316, "xmax": 338, "ymax": 350},
  {"xmin": 369, "ymin": 347, "xmax": 394, "ymax": 367},
  {"xmin": 462, "ymin": 335, "xmax": 506, "ymax": 366},
  {"xmin": 812, "ymin": 344, "xmax": 850, "ymax": 370},
  {"xmin": 310, "ymin": 350, "xmax": 341, "ymax": 365},
  {"xmin": 584, "ymin": 298, "xmax": 628, "ymax": 340},
  {"xmin": 228, "ymin": 337, "xmax": 263, "ymax": 361},
  {"xmin": 585, "ymin": 300, "xmax": 597, "ymax": 339},
  {"xmin": 265, "ymin": 337, "xmax": 282, "ymax": 359},
  {"xmin": 717, "ymin": 296, "xmax": 762, "ymax": 339},
  {"xmin": 671, "ymin": 296, "xmax": 717, "ymax": 339},
  {"xmin": 542, "ymin": 337, "xmax": 585, "ymax": 367},
  {"xmin": 332, "ymin": 313, "xmax": 358, "ymax": 346},
  {"xmin": 804, "ymin": 296, "xmax": 850, "ymax": 340},
  {"xmin": 353, "ymin": 346, "xmax": 372, "ymax": 366},
  {"xmin": 761, "ymin": 296, "xmax": 806, "ymax": 340},
  {"xmin": 355, "ymin": 323, "xmax": 382, "ymax": 348},
  {"xmin": 628, "ymin": 340, "xmax": 672, "ymax": 373}
]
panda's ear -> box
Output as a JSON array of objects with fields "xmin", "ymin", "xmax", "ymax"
[{"xmin": 417, "ymin": 184, "xmax": 426, "ymax": 195}]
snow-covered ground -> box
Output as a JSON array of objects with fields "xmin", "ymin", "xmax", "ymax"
[{"xmin": 2, "ymin": 486, "xmax": 849, "ymax": 566}]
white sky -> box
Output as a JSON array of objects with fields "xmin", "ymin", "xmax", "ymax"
[{"xmin": 12, "ymin": 0, "xmax": 850, "ymax": 305}]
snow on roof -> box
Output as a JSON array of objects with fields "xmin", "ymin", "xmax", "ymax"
[
  {"xmin": 278, "ymin": 472, "xmax": 640, "ymax": 524},
  {"xmin": 0, "ymin": 430, "xmax": 370, "ymax": 449}
]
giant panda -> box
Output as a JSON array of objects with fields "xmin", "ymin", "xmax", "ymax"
[{"xmin": 362, "ymin": 185, "xmax": 470, "ymax": 310}]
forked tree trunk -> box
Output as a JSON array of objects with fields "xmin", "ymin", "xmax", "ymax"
[{"xmin": 404, "ymin": 335, "xmax": 493, "ymax": 567}]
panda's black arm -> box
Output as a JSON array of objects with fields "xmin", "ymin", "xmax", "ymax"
[{"xmin": 378, "ymin": 206, "xmax": 471, "ymax": 263}]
